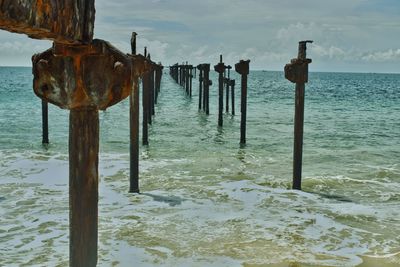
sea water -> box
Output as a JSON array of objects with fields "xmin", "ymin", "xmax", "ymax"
[{"xmin": 0, "ymin": 67, "xmax": 399, "ymax": 266}]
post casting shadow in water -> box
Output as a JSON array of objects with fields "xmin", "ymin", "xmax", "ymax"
[
  {"xmin": 140, "ymin": 193, "xmax": 185, "ymax": 206},
  {"xmin": 306, "ymin": 190, "xmax": 354, "ymax": 203}
]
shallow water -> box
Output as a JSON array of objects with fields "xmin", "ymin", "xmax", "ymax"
[{"xmin": 0, "ymin": 67, "xmax": 399, "ymax": 266}]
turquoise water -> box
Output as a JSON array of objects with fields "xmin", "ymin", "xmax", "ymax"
[{"xmin": 0, "ymin": 67, "xmax": 399, "ymax": 266}]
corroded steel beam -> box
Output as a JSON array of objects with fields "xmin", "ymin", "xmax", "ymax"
[
  {"xmin": 32, "ymin": 39, "xmax": 133, "ymax": 110},
  {"xmin": 284, "ymin": 40, "xmax": 313, "ymax": 190},
  {"xmin": 0, "ymin": 0, "xmax": 95, "ymax": 43}
]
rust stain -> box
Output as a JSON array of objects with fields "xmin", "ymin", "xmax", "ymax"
[{"xmin": 32, "ymin": 39, "xmax": 139, "ymax": 110}]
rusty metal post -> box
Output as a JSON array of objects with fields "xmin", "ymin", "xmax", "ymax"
[
  {"xmin": 185, "ymin": 63, "xmax": 189, "ymax": 95},
  {"xmin": 69, "ymin": 108, "xmax": 99, "ymax": 267},
  {"xmin": 129, "ymin": 32, "xmax": 139, "ymax": 193},
  {"xmin": 235, "ymin": 60, "xmax": 250, "ymax": 145},
  {"xmin": 147, "ymin": 54, "xmax": 153, "ymax": 125},
  {"xmin": 148, "ymin": 55, "xmax": 155, "ymax": 118},
  {"xmin": 142, "ymin": 67, "xmax": 149, "ymax": 145},
  {"xmin": 230, "ymin": 79, "xmax": 235, "ymax": 115},
  {"xmin": 225, "ymin": 66, "xmax": 231, "ymax": 113},
  {"xmin": 203, "ymin": 64, "xmax": 211, "ymax": 115},
  {"xmin": 197, "ymin": 65, "xmax": 203, "ymax": 110},
  {"xmin": 214, "ymin": 55, "xmax": 226, "ymax": 127},
  {"xmin": 189, "ymin": 66, "xmax": 193, "ymax": 97},
  {"xmin": 33, "ymin": 40, "xmax": 133, "ymax": 267},
  {"xmin": 41, "ymin": 100, "xmax": 49, "ymax": 144},
  {"xmin": 285, "ymin": 40, "xmax": 313, "ymax": 190}
]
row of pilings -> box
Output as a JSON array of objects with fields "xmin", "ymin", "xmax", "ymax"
[
  {"xmin": 129, "ymin": 34, "xmax": 164, "ymax": 194},
  {"xmin": 169, "ymin": 55, "xmax": 250, "ymax": 144}
]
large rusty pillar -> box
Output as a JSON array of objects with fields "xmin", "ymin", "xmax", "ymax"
[
  {"xmin": 42, "ymin": 100, "xmax": 49, "ymax": 144},
  {"xmin": 33, "ymin": 40, "xmax": 133, "ymax": 267},
  {"xmin": 235, "ymin": 60, "xmax": 250, "ymax": 145},
  {"xmin": 69, "ymin": 107, "xmax": 99, "ymax": 267},
  {"xmin": 285, "ymin": 40, "xmax": 313, "ymax": 190},
  {"xmin": 2, "ymin": 2, "xmax": 140, "ymax": 266},
  {"xmin": 214, "ymin": 55, "xmax": 226, "ymax": 127}
]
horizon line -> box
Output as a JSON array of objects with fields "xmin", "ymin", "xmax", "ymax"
[{"xmin": 0, "ymin": 65, "xmax": 399, "ymax": 75}]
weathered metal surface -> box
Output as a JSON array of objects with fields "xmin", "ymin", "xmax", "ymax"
[
  {"xmin": 284, "ymin": 40, "xmax": 313, "ymax": 84},
  {"xmin": 0, "ymin": 0, "xmax": 95, "ymax": 43},
  {"xmin": 69, "ymin": 108, "xmax": 99, "ymax": 267},
  {"xmin": 285, "ymin": 40, "xmax": 313, "ymax": 190},
  {"xmin": 32, "ymin": 39, "xmax": 133, "ymax": 110},
  {"xmin": 129, "ymin": 33, "xmax": 139, "ymax": 194},
  {"xmin": 214, "ymin": 56, "xmax": 226, "ymax": 127},
  {"xmin": 235, "ymin": 60, "xmax": 250, "ymax": 145},
  {"xmin": 284, "ymin": 58, "xmax": 312, "ymax": 84}
]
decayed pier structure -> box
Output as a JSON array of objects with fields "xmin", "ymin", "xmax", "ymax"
[{"xmin": 0, "ymin": 0, "xmax": 315, "ymax": 265}]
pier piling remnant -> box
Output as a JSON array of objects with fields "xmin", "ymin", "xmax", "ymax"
[
  {"xmin": 189, "ymin": 65, "xmax": 193, "ymax": 97},
  {"xmin": 203, "ymin": 64, "xmax": 212, "ymax": 115},
  {"xmin": 129, "ymin": 32, "xmax": 139, "ymax": 193},
  {"xmin": 284, "ymin": 40, "xmax": 313, "ymax": 190},
  {"xmin": 128, "ymin": 32, "xmax": 150, "ymax": 193},
  {"xmin": 230, "ymin": 79, "xmax": 236, "ymax": 116},
  {"xmin": 214, "ymin": 55, "xmax": 227, "ymax": 127},
  {"xmin": 1, "ymin": 1, "xmax": 148, "ymax": 266},
  {"xmin": 225, "ymin": 65, "xmax": 232, "ymax": 113},
  {"xmin": 33, "ymin": 39, "xmax": 134, "ymax": 267},
  {"xmin": 42, "ymin": 100, "xmax": 49, "ymax": 144},
  {"xmin": 235, "ymin": 59, "xmax": 250, "ymax": 145},
  {"xmin": 197, "ymin": 64, "xmax": 204, "ymax": 110}
]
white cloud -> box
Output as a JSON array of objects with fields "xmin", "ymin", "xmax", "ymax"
[{"xmin": 361, "ymin": 49, "xmax": 400, "ymax": 62}]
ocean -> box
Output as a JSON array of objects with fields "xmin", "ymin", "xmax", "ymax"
[{"xmin": 0, "ymin": 67, "xmax": 399, "ymax": 266}]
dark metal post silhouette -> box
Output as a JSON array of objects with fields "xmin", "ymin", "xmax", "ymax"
[
  {"xmin": 231, "ymin": 79, "xmax": 236, "ymax": 115},
  {"xmin": 197, "ymin": 65, "xmax": 203, "ymax": 110},
  {"xmin": 203, "ymin": 64, "xmax": 211, "ymax": 115},
  {"xmin": 225, "ymin": 65, "xmax": 231, "ymax": 113},
  {"xmin": 285, "ymin": 40, "xmax": 313, "ymax": 190},
  {"xmin": 142, "ymin": 49, "xmax": 149, "ymax": 146},
  {"xmin": 129, "ymin": 32, "xmax": 139, "ymax": 193},
  {"xmin": 42, "ymin": 100, "xmax": 49, "ymax": 144},
  {"xmin": 189, "ymin": 66, "xmax": 193, "ymax": 97},
  {"xmin": 235, "ymin": 60, "xmax": 250, "ymax": 145},
  {"xmin": 214, "ymin": 55, "xmax": 226, "ymax": 127}
]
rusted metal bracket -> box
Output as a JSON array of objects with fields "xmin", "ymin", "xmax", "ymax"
[
  {"xmin": 32, "ymin": 40, "xmax": 133, "ymax": 110},
  {"xmin": 0, "ymin": 0, "xmax": 95, "ymax": 44},
  {"xmin": 284, "ymin": 40, "xmax": 313, "ymax": 84}
]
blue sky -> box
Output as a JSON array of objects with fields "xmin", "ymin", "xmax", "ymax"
[{"xmin": 0, "ymin": 0, "xmax": 399, "ymax": 73}]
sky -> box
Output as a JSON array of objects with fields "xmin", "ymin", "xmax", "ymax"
[{"xmin": 0, "ymin": 0, "xmax": 399, "ymax": 73}]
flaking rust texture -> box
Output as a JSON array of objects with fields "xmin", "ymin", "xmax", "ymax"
[
  {"xmin": 0, "ymin": 0, "xmax": 95, "ymax": 43},
  {"xmin": 32, "ymin": 39, "xmax": 133, "ymax": 110},
  {"xmin": 284, "ymin": 58, "xmax": 312, "ymax": 84}
]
